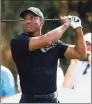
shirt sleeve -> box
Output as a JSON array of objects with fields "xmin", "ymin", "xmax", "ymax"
[
  {"xmin": 57, "ymin": 40, "xmax": 68, "ymax": 59},
  {"xmin": 10, "ymin": 35, "xmax": 30, "ymax": 55}
]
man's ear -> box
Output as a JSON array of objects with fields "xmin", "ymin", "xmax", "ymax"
[{"xmin": 40, "ymin": 19, "xmax": 44, "ymax": 26}]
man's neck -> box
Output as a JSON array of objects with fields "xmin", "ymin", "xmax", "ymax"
[{"xmin": 27, "ymin": 31, "xmax": 41, "ymax": 37}]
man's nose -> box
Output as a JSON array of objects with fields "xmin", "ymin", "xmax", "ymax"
[{"xmin": 26, "ymin": 19, "xmax": 32, "ymax": 24}]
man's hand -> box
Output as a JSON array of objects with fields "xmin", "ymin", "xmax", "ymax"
[
  {"xmin": 68, "ymin": 15, "xmax": 82, "ymax": 29},
  {"xmin": 60, "ymin": 16, "xmax": 71, "ymax": 27}
]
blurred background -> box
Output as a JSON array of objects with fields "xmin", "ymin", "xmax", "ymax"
[{"xmin": 1, "ymin": 0, "xmax": 92, "ymax": 92}]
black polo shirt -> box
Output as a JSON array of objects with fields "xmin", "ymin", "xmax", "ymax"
[{"xmin": 10, "ymin": 33, "xmax": 68, "ymax": 95}]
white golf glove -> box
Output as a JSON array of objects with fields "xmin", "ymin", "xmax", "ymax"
[{"xmin": 68, "ymin": 15, "xmax": 82, "ymax": 29}]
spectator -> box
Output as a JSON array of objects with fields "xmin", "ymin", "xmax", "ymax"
[
  {"xmin": 63, "ymin": 33, "xmax": 91, "ymax": 90},
  {"xmin": 1, "ymin": 65, "xmax": 16, "ymax": 99}
]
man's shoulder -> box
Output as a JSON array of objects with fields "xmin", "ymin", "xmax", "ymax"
[
  {"xmin": 10, "ymin": 33, "xmax": 28, "ymax": 46},
  {"xmin": 11, "ymin": 33, "xmax": 25, "ymax": 40}
]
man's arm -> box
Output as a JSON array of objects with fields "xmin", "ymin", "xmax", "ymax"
[
  {"xmin": 29, "ymin": 17, "xmax": 70, "ymax": 51},
  {"xmin": 64, "ymin": 16, "xmax": 86, "ymax": 59}
]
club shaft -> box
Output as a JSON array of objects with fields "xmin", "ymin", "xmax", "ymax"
[{"xmin": 1, "ymin": 18, "xmax": 60, "ymax": 22}]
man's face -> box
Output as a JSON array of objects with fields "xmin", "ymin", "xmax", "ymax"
[{"xmin": 23, "ymin": 12, "xmax": 44, "ymax": 33}]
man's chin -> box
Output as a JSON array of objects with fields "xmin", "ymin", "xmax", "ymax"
[{"xmin": 27, "ymin": 30, "xmax": 34, "ymax": 33}]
